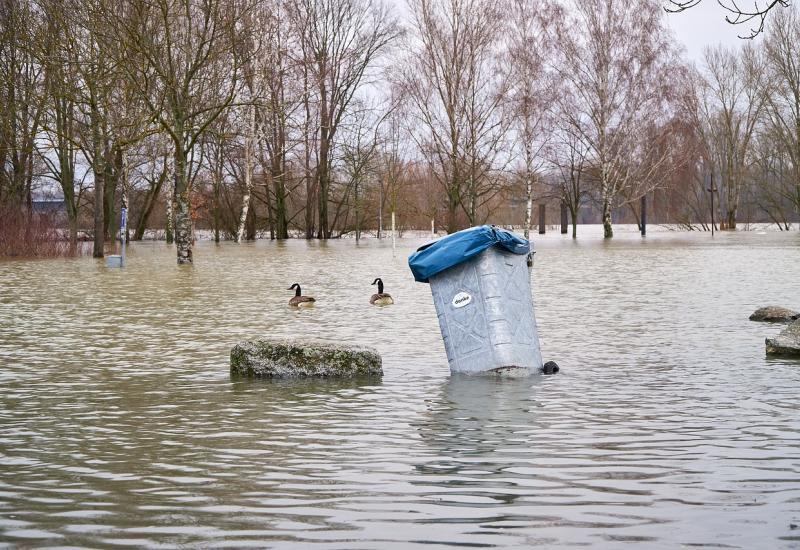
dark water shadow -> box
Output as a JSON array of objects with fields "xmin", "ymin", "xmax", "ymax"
[{"xmin": 228, "ymin": 374, "xmax": 384, "ymax": 397}]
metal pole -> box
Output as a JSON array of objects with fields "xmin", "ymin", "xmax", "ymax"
[
  {"xmin": 640, "ymin": 195, "xmax": 646, "ymax": 237},
  {"xmin": 120, "ymin": 207, "xmax": 127, "ymax": 267}
]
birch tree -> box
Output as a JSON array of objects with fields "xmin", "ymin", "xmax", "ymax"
[
  {"xmin": 235, "ymin": 105, "xmax": 256, "ymax": 242},
  {"xmin": 508, "ymin": 0, "xmax": 555, "ymax": 239},
  {"xmin": 554, "ymin": 0, "xmax": 679, "ymax": 238},
  {"xmin": 108, "ymin": 0, "xmax": 248, "ymax": 264}
]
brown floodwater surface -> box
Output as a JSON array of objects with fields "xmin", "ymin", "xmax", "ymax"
[{"xmin": 1, "ymin": 227, "xmax": 799, "ymax": 548}]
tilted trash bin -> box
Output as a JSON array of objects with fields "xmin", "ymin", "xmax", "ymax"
[{"xmin": 409, "ymin": 225, "xmax": 543, "ymax": 375}]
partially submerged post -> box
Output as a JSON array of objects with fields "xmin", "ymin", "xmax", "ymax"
[
  {"xmin": 538, "ymin": 204, "xmax": 546, "ymax": 235},
  {"xmin": 560, "ymin": 202, "xmax": 568, "ymax": 234},
  {"xmin": 640, "ymin": 195, "xmax": 647, "ymax": 237},
  {"xmin": 106, "ymin": 207, "xmax": 127, "ymax": 268},
  {"xmin": 408, "ymin": 225, "xmax": 543, "ymax": 376},
  {"xmin": 391, "ymin": 211, "xmax": 396, "ymax": 257}
]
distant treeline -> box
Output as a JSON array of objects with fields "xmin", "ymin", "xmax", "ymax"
[{"xmin": 1, "ymin": 0, "xmax": 798, "ymax": 261}]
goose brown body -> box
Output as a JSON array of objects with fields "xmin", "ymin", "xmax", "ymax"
[
  {"xmin": 370, "ymin": 278, "xmax": 394, "ymax": 305},
  {"xmin": 288, "ymin": 284, "xmax": 315, "ymax": 307}
]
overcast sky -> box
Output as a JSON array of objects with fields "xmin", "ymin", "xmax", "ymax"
[{"xmin": 662, "ymin": 1, "xmax": 764, "ymax": 62}]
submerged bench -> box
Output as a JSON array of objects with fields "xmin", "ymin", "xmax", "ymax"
[{"xmin": 231, "ymin": 340, "xmax": 382, "ymax": 378}]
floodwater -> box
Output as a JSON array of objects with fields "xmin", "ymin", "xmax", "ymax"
[{"xmin": 1, "ymin": 226, "xmax": 799, "ymax": 549}]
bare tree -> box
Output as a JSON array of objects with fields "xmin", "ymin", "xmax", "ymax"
[
  {"xmin": 252, "ymin": 2, "xmax": 296, "ymax": 240},
  {"xmin": 507, "ymin": 0, "xmax": 555, "ymax": 239},
  {"xmin": 289, "ymin": 0, "xmax": 398, "ymax": 239},
  {"xmin": 107, "ymin": 0, "xmax": 249, "ymax": 264},
  {"xmin": 665, "ymin": 0, "xmax": 789, "ymax": 38},
  {"xmin": 696, "ymin": 45, "xmax": 768, "ymax": 229},
  {"xmin": 550, "ymin": 125, "xmax": 591, "ymax": 239},
  {"xmin": 763, "ymin": 6, "xmax": 800, "ymax": 226},
  {"xmin": 0, "ymin": 0, "xmax": 46, "ymax": 209},
  {"xmin": 553, "ymin": 0, "xmax": 681, "ymax": 238},
  {"xmin": 402, "ymin": 0, "xmax": 509, "ymax": 234}
]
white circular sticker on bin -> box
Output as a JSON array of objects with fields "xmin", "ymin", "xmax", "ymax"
[{"xmin": 452, "ymin": 291, "xmax": 472, "ymax": 309}]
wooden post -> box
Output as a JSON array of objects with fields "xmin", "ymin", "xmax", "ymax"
[
  {"xmin": 560, "ymin": 201, "xmax": 568, "ymax": 234},
  {"xmin": 640, "ymin": 195, "xmax": 647, "ymax": 237},
  {"xmin": 538, "ymin": 204, "xmax": 546, "ymax": 235}
]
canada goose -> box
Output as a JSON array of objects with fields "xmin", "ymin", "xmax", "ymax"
[
  {"xmin": 288, "ymin": 283, "xmax": 316, "ymax": 307},
  {"xmin": 370, "ymin": 278, "xmax": 394, "ymax": 305}
]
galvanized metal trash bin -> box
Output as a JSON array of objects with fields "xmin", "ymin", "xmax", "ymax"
[{"xmin": 409, "ymin": 226, "xmax": 543, "ymax": 375}]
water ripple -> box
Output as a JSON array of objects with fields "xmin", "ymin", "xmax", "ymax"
[{"xmin": 1, "ymin": 230, "xmax": 799, "ymax": 548}]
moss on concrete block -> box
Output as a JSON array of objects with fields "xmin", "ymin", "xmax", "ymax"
[{"xmin": 231, "ymin": 339, "xmax": 383, "ymax": 378}]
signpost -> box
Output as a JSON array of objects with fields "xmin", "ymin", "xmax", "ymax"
[{"xmin": 106, "ymin": 207, "xmax": 127, "ymax": 268}]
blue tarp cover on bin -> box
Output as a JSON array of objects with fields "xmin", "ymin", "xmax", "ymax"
[{"xmin": 408, "ymin": 225, "xmax": 530, "ymax": 283}]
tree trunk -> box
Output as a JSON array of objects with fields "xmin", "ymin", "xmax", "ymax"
[
  {"xmin": 317, "ymin": 74, "xmax": 330, "ymax": 240},
  {"xmin": 213, "ymin": 176, "xmax": 220, "ymax": 243},
  {"xmin": 524, "ymin": 174, "xmax": 532, "ymax": 240},
  {"xmin": 92, "ymin": 165, "xmax": 104, "ymax": 257},
  {"xmin": 602, "ymin": 197, "xmax": 613, "ymax": 239},
  {"xmin": 103, "ymin": 146, "xmax": 120, "ymax": 242},
  {"xmin": 165, "ymin": 199, "xmax": 174, "ymax": 243},
  {"xmin": 571, "ymin": 205, "xmax": 578, "ymax": 239},
  {"xmin": 272, "ymin": 153, "xmax": 288, "ymax": 239},
  {"xmin": 318, "ymin": 135, "xmax": 330, "ymax": 239},
  {"xmin": 173, "ymin": 141, "xmax": 192, "ymax": 264},
  {"xmin": 246, "ymin": 202, "xmax": 256, "ymax": 241},
  {"xmin": 133, "ymin": 178, "xmax": 164, "ymax": 241},
  {"xmin": 236, "ymin": 106, "xmax": 255, "ymax": 242}
]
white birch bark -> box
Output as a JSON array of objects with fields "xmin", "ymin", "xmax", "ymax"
[
  {"xmin": 236, "ymin": 105, "xmax": 256, "ymax": 243},
  {"xmin": 165, "ymin": 165, "xmax": 174, "ymax": 245}
]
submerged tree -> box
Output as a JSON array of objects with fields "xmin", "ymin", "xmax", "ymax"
[
  {"xmin": 696, "ymin": 45, "xmax": 768, "ymax": 230},
  {"xmin": 553, "ymin": 0, "xmax": 682, "ymax": 238},
  {"xmin": 290, "ymin": 0, "xmax": 398, "ymax": 239},
  {"xmin": 0, "ymin": 0, "xmax": 46, "ymax": 209},
  {"xmin": 107, "ymin": 0, "xmax": 249, "ymax": 264},
  {"xmin": 763, "ymin": 7, "xmax": 800, "ymax": 225},
  {"xmin": 402, "ymin": 0, "xmax": 509, "ymax": 233},
  {"xmin": 507, "ymin": 0, "xmax": 555, "ymax": 239}
]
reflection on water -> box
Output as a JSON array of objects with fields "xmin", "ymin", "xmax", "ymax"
[{"xmin": 1, "ymin": 228, "xmax": 800, "ymax": 548}]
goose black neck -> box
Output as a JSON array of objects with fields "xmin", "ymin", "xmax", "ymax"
[
  {"xmin": 377, "ymin": 280, "xmax": 384, "ymax": 294},
  {"xmin": 295, "ymin": 285, "xmax": 301, "ymax": 297}
]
